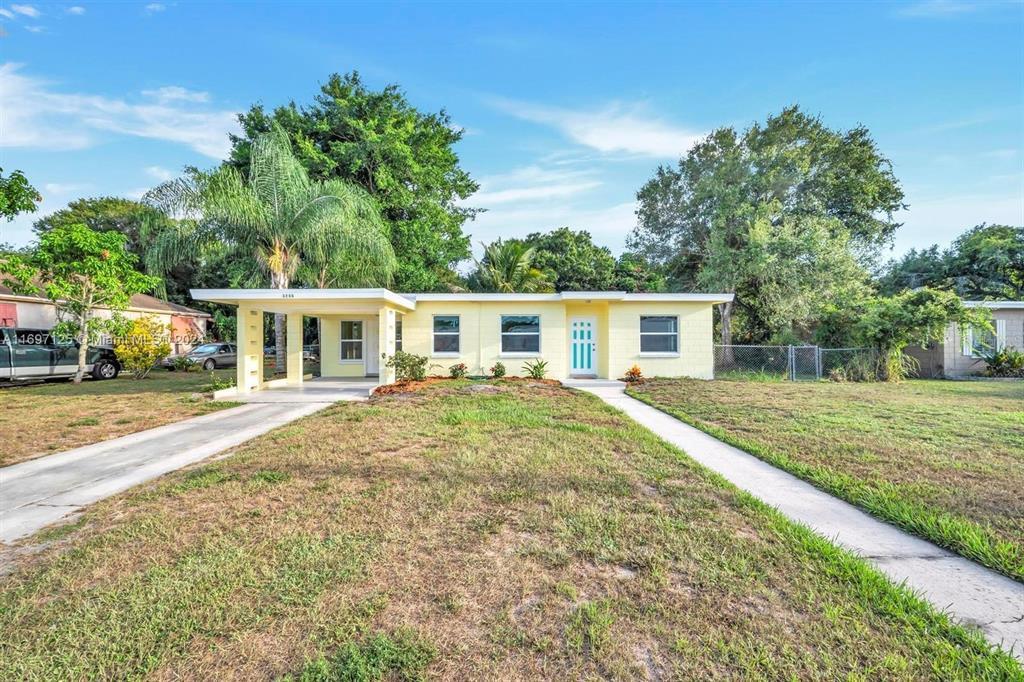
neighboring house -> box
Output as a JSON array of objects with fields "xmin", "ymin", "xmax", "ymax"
[
  {"xmin": 905, "ymin": 301, "xmax": 1023, "ymax": 378},
  {"xmin": 0, "ymin": 284, "xmax": 212, "ymax": 354},
  {"xmin": 190, "ymin": 288, "xmax": 734, "ymax": 392}
]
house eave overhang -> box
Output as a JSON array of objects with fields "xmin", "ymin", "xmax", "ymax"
[{"xmin": 964, "ymin": 300, "xmax": 1024, "ymax": 310}]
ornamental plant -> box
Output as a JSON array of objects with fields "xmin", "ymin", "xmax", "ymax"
[
  {"xmin": 114, "ymin": 316, "xmax": 172, "ymax": 379},
  {"xmin": 623, "ymin": 365, "xmax": 643, "ymax": 382},
  {"xmin": 384, "ymin": 350, "xmax": 429, "ymax": 382},
  {"xmin": 489, "ymin": 361, "xmax": 506, "ymax": 379},
  {"xmin": 449, "ymin": 362, "xmax": 468, "ymax": 379},
  {"xmin": 522, "ymin": 358, "xmax": 549, "ymax": 379}
]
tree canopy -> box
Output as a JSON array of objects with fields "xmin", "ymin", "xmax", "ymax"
[
  {"xmin": 629, "ymin": 106, "xmax": 905, "ymax": 344},
  {"xmin": 228, "ymin": 72, "xmax": 478, "ymax": 292},
  {"xmin": 0, "ymin": 168, "xmax": 41, "ymax": 221},
  {"xmin": 468, "ymin": 239, "xmax": 554, "ymax": 293},
  {"xmin": 879, "ymin": 224, "xmax": 1023, "ymax": 300}
]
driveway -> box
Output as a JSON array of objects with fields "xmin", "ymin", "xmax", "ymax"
[
  {"xmin": 0, "ymin": 378, "xmax": 373, "ymax": 544},
  {"xmin": 568, "ymin": 380, "xmax": 1024, "ymax": 661}
]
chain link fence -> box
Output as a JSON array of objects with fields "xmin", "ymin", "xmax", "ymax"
[{"xmin": 714, "ymin": 345, "xmax": 877, "ymax": 381}]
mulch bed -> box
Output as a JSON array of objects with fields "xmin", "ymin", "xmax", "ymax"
[{"xmin": 373, "ymin": 376, "xmax": 562, "ymax": 396}]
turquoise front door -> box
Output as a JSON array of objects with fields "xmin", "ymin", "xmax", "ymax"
[{"xmin": 570, "ymin": 317, "xmax": 596, "ymax": 375}]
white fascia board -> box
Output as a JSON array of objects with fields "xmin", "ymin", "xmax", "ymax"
[
  {"xmin": 189, "ymin": 288, "xmax": 417, "ymax": 310},
  {"xmin": 621, "ymin": 293, "xmax": 735, "ymax": 303},
  {"xmin": 964, "ymin": 300, "xmax": 1024, "ymax": 309},
  {"xmin": 408, "ymin": 291, "xmax": 735, "ymax": 303},
  {"xmin": 407, "ymin": 293, "xmax": 562, "ymax": 302}
]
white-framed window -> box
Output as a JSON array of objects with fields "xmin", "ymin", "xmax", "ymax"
[
  {"xmin": 640, "ymin": 316, "xmax": 679, "ymax": 354},
  {"xmin": 340, "ymin": 320, "xmax": 364, "ymax": 362},
  {"xmin": 433, "ymin": 315, "xmax": 460, "ymax": 355},
  {"xmin": 395, "ymin": 318, "xmax": 403, "ymax": 352},
  {"xmin": 500, "ymin": 315, "xmax": 541, "ymax": 354},
  {"xmin": 963, "ymin": 320, "xmax": 1005, "ymax": 358}
]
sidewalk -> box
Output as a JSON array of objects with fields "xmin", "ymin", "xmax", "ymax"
[{"xmin": 571, "ymin": 381, "xmax": 1024, "ymax": 660}]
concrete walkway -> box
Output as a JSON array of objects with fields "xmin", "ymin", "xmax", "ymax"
[
  {"xmin": 0, "ymin": 379, "xmax": 371, "ymax": 544},
  {"xmin": 569, "ymin": 381, "xmax": 1024, "ymax": 660}
]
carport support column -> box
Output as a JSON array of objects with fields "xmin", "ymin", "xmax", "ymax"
[
  {"xmin": 286, "ymin": 313, "xmax": 303, "ymax": 386},
  {"xmin": 379, "ymin": 306, "xmax": 396, "ymax": 385},
  {"xmin": 236, "ymin": 305, "xmax": 264, "ymax": 393}
]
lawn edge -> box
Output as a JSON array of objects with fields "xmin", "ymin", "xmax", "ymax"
[{"xmin": 624, "ymin": 385, "xmax": 1024, "ymax": 584}]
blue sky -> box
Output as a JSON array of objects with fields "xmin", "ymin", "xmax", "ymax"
[{"xmin": 1, "ymin": 1, "xmax": 1022, "ymax": 263}]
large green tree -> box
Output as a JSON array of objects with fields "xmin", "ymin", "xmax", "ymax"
[
  {"xmin": 518, "ymin": 228, "xmax": 616, "ymax": 291},
  {"xmin": 629, "ymin": 106, "xmax": 905, "ymax": 344},
  {"xmin": 147, "ymin": 125, "xmax": 396, "ymax": 369},
  {"xmin": 468, "ymin": 239, "xmax": 554, "ymax": 293},
  {"xmin": 0, "ymin": 223, "xmax": 159, "ymax": 383},
  {"xmin": 878, "ymin": 224, "xmax": 1023, "ymax": 299},
  {"xmin": 228, "ymin": 72, "xmax": 478, "ymax": 292},
  {"xmin": 32, "ymin": 196, "xmax": 201, "ymax": 304},
  {"xmin": 0, "ymin": 168, "xmax": 40, "ymax": 221}
]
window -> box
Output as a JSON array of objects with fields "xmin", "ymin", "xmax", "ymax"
[
  {"xmin": 501, "ymin": 315, "xmax": 540, "ymax": 354},
  {"xmin": 640, "ymin": 316, "xmax": 678, "ymax": 354},
  {"xmin": 433, "ymin": 315, "xmax": 460, "ymax": 354},
  {"xmin": 395, "ymin": 318, "xmax": 403, "ymax": 352},
  {"xmin": 340, "ymin": 320, "xmax": 363, "ymax": 361},
  {"xmin": 964, "ymin": 323, "xmax": 1002, "ymax": 358}
]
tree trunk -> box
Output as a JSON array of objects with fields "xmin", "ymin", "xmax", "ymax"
[
  {"xmin": 73, "ymin": 312, "xmax": 90, "ymax": 384},
  {"xmin": 272, "ymin": 272, "xmax": 288, "ymax": 375},
  {"xmin": 719, "ymin": 301, "xmax": 734, "ymax": 366}
]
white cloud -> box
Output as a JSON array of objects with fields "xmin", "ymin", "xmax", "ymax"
[
  {"xmin": 10, "ymin": 4, "xmax": 40, "ymax": 18},
  {"xmin": 0, "ymin": 63, "xmax": 239, "ymax": 159},
  {"xmin": 141, "ymin": 85, "xmax": 209, "ymax": 103},
  {"xmin": 144, "ymin": 3, "xmax": 165, "ymax": 12},
  {"xmin": 42, "ymin": 182, "xmax": 90, "ymax": 195},
  {"xmin": 145, "ymin": 165, "xmax": 175, "ymax": 182},
  {"xmin": 0, "ymin": 9, "xmax": 15, "ymax": 19},
  {"xmin": 489, "ymin": 97, "xmax": 704, "ymax": 158},
  {"xmin": 897, "ymin": 1, "xmax": 979, "ymax": 17},
  {"xmin": 472, "ymin": 165, "xmax": 601, "ymax": 205},
  {"xmin": 24, "ymin": 24, "xmax": 43, "ymax": 32},
  {"xmin": 66, "ymin": 6, "xmax": 86, "ymax": 15}
]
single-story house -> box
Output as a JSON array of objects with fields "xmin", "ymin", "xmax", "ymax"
[
  {"xmin": 0, "ymin": 284, "xmax": 212, "ymax": 355},
  {"xmin": 905, "ymin": 300, "xmax": 1023, "ymax": 378},
  {"xmin": 189, "ymin": 288, "xmax": 734, "ymax": 392}
]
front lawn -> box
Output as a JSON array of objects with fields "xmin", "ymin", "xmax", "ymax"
[
  {"xmin": 0, "ymin": 370, "xmax": 240, "ymax": 467},
  {"xmin": 0, "ymin": 381, "xmax": 1016, "ymax": 679},
  {"xmin": 627, "ymin": 378, "xmax": 1024, "ymax": 581}
]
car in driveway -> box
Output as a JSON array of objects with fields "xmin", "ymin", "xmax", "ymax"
[
  {"xmin": 163, "ymin": 342, "xmax": 237, "ymax": 371},
  {"xmin": 0, "ymin": 327, "xmax": 121, "ymax": 382}
]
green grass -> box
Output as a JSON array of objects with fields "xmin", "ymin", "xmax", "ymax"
[
  {"xmin": 627, "ymin": 378, "xmax": 1024, "ymax": 581},
  {"xmin": 0, "ymin": 369, "xmax": 241, "ymax": 466},
  {"xmin": 0, "ymin": 381, "xmax": 1018, "ymax": 679}
]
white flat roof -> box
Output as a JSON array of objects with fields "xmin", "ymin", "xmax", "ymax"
[
  {"xmin": 190, "ymin": 288, "xmax": 735, "ymax": 309},
  {"xmin": 964, "ymin": 300, "xmax": 1024, "ymax": 309}
]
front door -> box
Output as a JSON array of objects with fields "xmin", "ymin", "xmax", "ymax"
[{"xmin": 570, "ymin": 317, "xmax": 596, "ymax": 376}]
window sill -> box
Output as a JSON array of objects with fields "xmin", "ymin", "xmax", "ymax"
[
  {"xmin": 431, "ymin": 352, "xmax": 461, "ymax": 358},
  {"xmin": 500, "ymin": 352, "xmax": 541, "ymax": 358},
  {"xmin": 338, "ymin": 359, "xmax": 364, "ymax": 364},
  {"xmin": 639, "ymin": 352, "xmax": 680, "ymax": 358}
]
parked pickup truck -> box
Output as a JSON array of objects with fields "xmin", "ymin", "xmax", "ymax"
[{"xmin": 0, "ymin": 327, "xmax": 121, "ymax": 382}]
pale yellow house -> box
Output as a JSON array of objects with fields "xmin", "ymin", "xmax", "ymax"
[{"xmin": 190, "ymin": 288, "xmax": 734, "ymax": 392}]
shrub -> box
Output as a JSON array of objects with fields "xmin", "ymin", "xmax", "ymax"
[
  {"xmin": 489, "ymin": 361, "xmax": 506, "ymax": 379},
  {"xmin": 114, "ymin": 316, "xmax": 172, "ymax": 379},
  {"xmin": 171, "ymin": 355, "xmax": 200, "ymax": 372},
  {"xmin": 205, "ymin": 371, "xmax": 236, "ymax": 392},
  {"xmin": 448, "ymin": 362, "xmax": 468, "ymax": 379},
  {"xmin": 623, "ymin": 364, "xmax": 643, "ymax": 382},
  {"xmin": 982, "ymin": 346, "xmax": 1024, "ymax": 378},
  {"xmin": 522, "ymin": 358, "xmax": 548, "ymax": 379},
  {"xmin": 384, "ymin": 350, "xmax": 429, "ymax": 382}
]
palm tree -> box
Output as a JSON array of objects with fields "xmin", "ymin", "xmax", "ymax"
[
  {"xmin": 470, "ymin": 239, "xmax": 554, "ymax": 293},
  {"xmin": 146, "ymin": 125, "xmax": 396, "ymax": 370}
]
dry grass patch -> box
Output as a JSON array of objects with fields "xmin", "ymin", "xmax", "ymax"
[
  {"xmin": 0, "ymin": 381, "xmax": 1017, "ymax": 680},
  {"xmin": 0, "ymin": 370, "xmax": 240, "ymax": 466},
  {"xmin": 628, "ymin": 378, "xmax": 1024, "ymax": 580}
]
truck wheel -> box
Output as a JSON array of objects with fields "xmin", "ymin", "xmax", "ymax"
[
  {"xmin": 93, "ymin": 361, "xmax": 119, "ymax": 380},
  {"xmin": 203, "ymin": 359, "xmax": 216, "ymax": 370}
]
